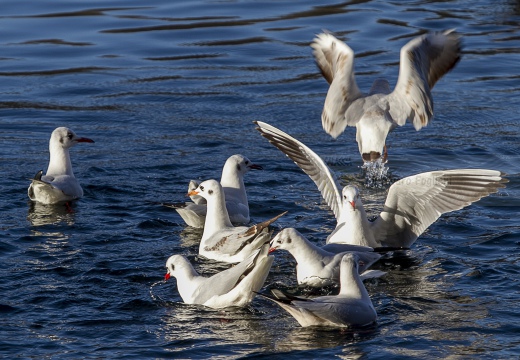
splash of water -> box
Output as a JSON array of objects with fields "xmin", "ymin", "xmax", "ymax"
[
  {"xmin": 361, "ymin": 159, "xmax": 391, "ymax": 188},
  {"xmin": 150, "ymin": 280, "xmax": 169, "ymax": 304}
]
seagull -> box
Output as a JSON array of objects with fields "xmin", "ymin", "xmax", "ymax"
[
  {"xmin": 167, "ymin": 154, "xmax": 262, "ymax": 228},
  {"xmin": 27, "ymin": 127, "xmax": 94, "ymax": 205},
  {"xmin": 311, "ymin": 30, "xmax": 462, "ymax": 162},
  {"xmin": 255, "ymin": 121, "xmax": 507, "ymax": 248},
  {"xmin": 258, "ymin": 253, "xmax": 377, "ymax": 328},
  {"xmin": 190, "ymin": 179, "xmax": 287, "ymax": 263},
  {"xmin": 164, "ymin": 244, "xmax": 274, "ymax": 309},
  {"xmin": 269, "ymin": 228, "xmax": 385, "ymax": 287}
]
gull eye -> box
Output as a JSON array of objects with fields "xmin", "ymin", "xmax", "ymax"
[
  {"xmin": 245, "ymin": 160, "xmax": 250, "ymax": 165},
  {"xmin": 199, "ymin": 185, "xmax": 204, "ymax": 191},
  {"xmin": 67, "ymin": 133, "xmax": 73, "ymax": 140}
]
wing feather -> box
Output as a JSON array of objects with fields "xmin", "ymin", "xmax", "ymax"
[
  {"xmin": 371, "ymin": 169, "xmax": 507, "ymax": 247},
  {"xmin": 311, "ymin": 33, "xmax": 364, "ymax": 138},
  {"xmin": 255, "ymin": 121, "xmax": 343, "ymax": 222},
  {"xmin": 387, "ymin": 29, "xmax": 462, "ymax": 130}
]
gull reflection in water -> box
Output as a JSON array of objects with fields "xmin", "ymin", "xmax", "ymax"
[
  {"xmin": 178, "ymin": 226, "xmax": 203, "ymax": 249},
  {"xmin": 27, "ymin": 201, "xmax": 76, "ymax": 227}
]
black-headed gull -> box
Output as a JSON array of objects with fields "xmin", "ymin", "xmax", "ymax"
[
  {"xmin": 311, "ymin": 30, "xmax": 462, "ymax": 162},
  {"xmin": 255, "ymin": 121, "xmax": 507, "ymax": 248},
  {"xmin": 189, "ymin": 179, "xmax": 287, "ymax": 263},
  {"xmin": 27, "ymin": 127, "xmax": 94, "ymax": 204},
  {"xmin": 269, "ymin": 228, "xmax": 385, "ymax": 287},
  {"xmin": 164, "ymin": 244, "xmax": 273, "ymax": 309},
  {"xmin": 259, "ymin": 253, "xmax": 377, "ymax": 328},
  {"xmin": 169, "ymin": 154, "xmax": 262, "ymax": 228}
]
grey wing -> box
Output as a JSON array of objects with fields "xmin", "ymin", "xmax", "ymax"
[
  {"xmin": 48, "ymin": 175, "xmax": 83, "ymax": 198},
  {"xmin": 295, "ymin": 297, "xmax": 376, "ymax": 326},
  {"xmin": 192, "ymin": 248, "xmax": 261, "ymax": 304},
  {"xmin": 386, "ymin": 29, "xmax": 462, "ymax": 130},
  {"xmin": 225, "ymin": 200, "xmax": 250, "ymax": 225},
  {"xmin": 321, "ymin": 250, "xmax": 380, "ymax": 275},
  {"xmin": 370, "ymin": 169, "xmax": 507, "ymax": 248},
  {"xmin": 311, "ymin": 32, "xmax": 364, "ymax": 138},
  {"xmin": 29, "ymin": 173, "xmax": 78, "ymax": 200},
  {"xmin": 255, "ymin": 121, "xmax": 343, "ymax": 222}
]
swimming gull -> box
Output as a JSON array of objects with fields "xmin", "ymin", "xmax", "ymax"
[
  {"xmin": 167, "ymin": 154, "xmax": 262, "ymax": 228},
  {"xmin": 255, "ymin": 121, "xmax": 507, "ymax": 248},
  {"xmin": 269, "ymin": 228, "xmax": 385, "ymax": 287},
  {"xmin": 27, "ymin": 127, "xmax": 94, "ymax": 204},
  {"xmin": 311, "ymin": 30, "xmax": 462, "ymax": 162},
  {"xmin": 190, "ymin": 179, "xmax": 287, "ymax": 263},
  {"xmin": 258, "ymin": 253, "xmax": 377, "ymax": 328},
  {"xmin": 164, "ymin": 244, "xmax": 273, "ymax": 309}
]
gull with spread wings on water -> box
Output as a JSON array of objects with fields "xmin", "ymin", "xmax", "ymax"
[{"xmin": 255, "ymin": 121, "xmax": 507, "ymax": 248}]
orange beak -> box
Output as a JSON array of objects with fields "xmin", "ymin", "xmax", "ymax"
[{"xmin": 187, "ymin": 190, "xmax": 199, "ymax": 196}]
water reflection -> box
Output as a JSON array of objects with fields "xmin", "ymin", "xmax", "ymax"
[
  {"xmin": 273, "ymin": 324, "xmax": 377, "ymax": 353},
  {"xmin": 158, "ymin": 304, "xmax": 276, "ymax": 352},
  {"xmin": 178, "ymin": 226, "xmax": 203, "ymax": 249},
  {"xmin": 27, "ymin": 201, "xmax": 76, "ymax": 227}
]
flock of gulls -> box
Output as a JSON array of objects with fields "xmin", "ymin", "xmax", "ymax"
[{"xmin": 28, "ymin": 30, "xmax": 508, "ymax": 329}]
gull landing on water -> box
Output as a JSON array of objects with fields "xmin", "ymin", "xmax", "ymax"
[
  {"xmin": 189, "ymin": 179, "xmax": 287, "ymax": 263},
  {"xmin": 311, "ymin": 30, "xmax": 462, "ymax": 163},
  {"xmin": 255, "ymin": 121, "xmax": 507, "ymax": 248},
  {"xmin": 258, "ymin": 253, "xmax": 377, "ymax": 328},
  {"xmin": 28, "ymin": 127, "xmax": 94, "ymax": 205},
  {"xmin": 164, "ymin": 244, "xmax": 273, "ymax": 309},
  {"xmin": 165, "ymin": 155, "xmax": 262, "ymax": 228}
]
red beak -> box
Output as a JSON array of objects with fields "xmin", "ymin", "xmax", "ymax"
[
  {"xmin": 164, "ymin": 273, "xmax": 171, "ymax": 281},
  {"xmin": 268, "ymin": 247, "xmax": 277, "ymax": 254},
  {"xmin": 349, "ymin": 201, "xmax": 356, "ymax": 209},
  {"xmin": 249, "ymin": 164, "xmax": 263, "ymax": 170},
  {"xmin": 76, "ymin": 137, "xmax": 95, "ymax": 143}
]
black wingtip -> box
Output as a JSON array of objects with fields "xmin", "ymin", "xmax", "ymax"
[{"xmin": 33, "ymin": 170, "xmax": 43, "ymax": 181}]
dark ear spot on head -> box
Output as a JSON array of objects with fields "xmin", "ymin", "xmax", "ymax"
[
  {"xmin": 208, "ymin": 189, "xmax": 213, "ymax": 195},
  {"xmin": 59, "ymin": 137, "xmax": 64, "ymax": 144},
  {"xmin": 287, "ymin": 237, "xmax": 291, "ymax": 244},
  {"xmin": 236, "ymin": 164, "xmax": 241, "ymax": 171}
]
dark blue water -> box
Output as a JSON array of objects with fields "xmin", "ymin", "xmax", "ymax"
[{"xmin": 1, "ymin": 0, "xmax": 519, "ymax": 358}]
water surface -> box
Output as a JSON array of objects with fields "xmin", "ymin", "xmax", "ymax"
[{"xmin": 1, "ymin": 0, "xmax": 519, "ymax": 358}]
